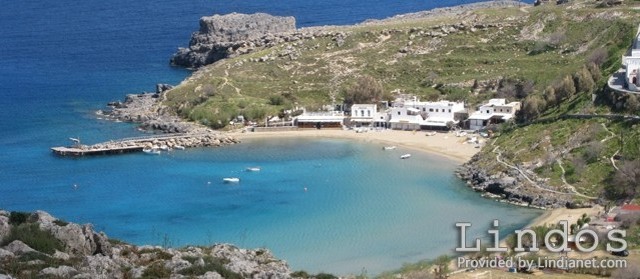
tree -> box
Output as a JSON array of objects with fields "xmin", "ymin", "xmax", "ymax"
[
  {"xmin": 586, "ymin": 62, "xmax": 602, "ymax": 82},
  {"xmin": 555, "ymin": 75, "xmax": 576, "ymax": 102},
  {"xmin": 521, "ymin": 95, "xmax": 546, "ymax": 122},
  {"xmin": 544, "ymin": 86, "xmax": 557, "ymax": 107},
  {"xmin": 497, "ymin": 80, "xmax": 517, "ymax": 100},
  {"xmin": 609, "ymin": 159, "xmax": 640, "ymax": 199},
  {"xmin": 573, "ymin": 66, "xmax": 596, "ymax": 94},
  {"xmin": 516, "ymin": 80, "xmax": 535, "ymax": 99},
  {"xmin": 587, "ymin": 48, "xmax": 608, "ymax": 66},
  {"xmin": 626, "ymin": 94, "xmax": 640, "ymax": 112},
  {"xmin": 343, "ymin": 76, "xmax": 384, "ymax": 107}
]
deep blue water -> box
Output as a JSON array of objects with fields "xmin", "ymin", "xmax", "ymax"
[{"xmin": 0, "ymin": 0, "xmax": 537, "ymax": 275}]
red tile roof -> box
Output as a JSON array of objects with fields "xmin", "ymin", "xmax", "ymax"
[{"xmin": 621, "ymin": 204, "xmax": 640, "ymax": 211}]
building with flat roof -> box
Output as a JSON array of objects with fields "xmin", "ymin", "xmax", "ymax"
[
  {"xmin": 468, "ymin": 98, "xmax": 521, "ymax": 131},
  {"xmin": 388, "ymin": 98, "xmax": 465, "ymax": 130},
  {"xmin": 295, "ymin": 111, "xmax": 345, "ymax": 129}
]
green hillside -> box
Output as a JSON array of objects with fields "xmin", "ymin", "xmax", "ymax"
[{"xmin": 163, "ymin": 0, "xmax": 640, "ymax": 203}]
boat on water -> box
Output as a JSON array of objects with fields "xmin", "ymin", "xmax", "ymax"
[
  {"xmin": 159, "ymin": 145, "xmax": 170, "ymax": 151},
  {"xmin": 223, "ymin": 177, "xmax": 240, "ymax": 183},
  {"xmin": 383, "ymin": 146, "xmax": 397, "ymax": 150},
  {"xmin": 246, "ymin": 167, "xmax": 261, "ymax": 172},
  {"xmin": 174, "ymin": 145, "xmax": 185, "ymax": 150},
  {"xmin": 400, "ymin": 154, "xmax": 411, "ymax": 159},
  {"xmin": 142, "ymin": 148, "xmax": 161, "ymax": 155}
]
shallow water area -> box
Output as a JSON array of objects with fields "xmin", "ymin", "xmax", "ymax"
[{"xmin": 30, "ymin": 138, "xmax": 540, "ymax": 274}]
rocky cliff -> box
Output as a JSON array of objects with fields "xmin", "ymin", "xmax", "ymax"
[
  {"xmin": 171, "ymin": 13, "xmax": 296, "ymax": 68},
  {"xmin": 0, "ymin": 210, "xmax": 292, "ymax": 279}
]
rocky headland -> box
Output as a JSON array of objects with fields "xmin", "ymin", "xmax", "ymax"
[
  {"xmin": 170, "ymin": 13, "xmax": 297, "ymax": 68},
  {"xmin": 100, "ymin": 83, "xmax": 213, "ymax": 134},
  {"xmin": 456, "ymin": 153, "xmax": 598, "ymax": 209},
  {"xmin": 0, "ymin": 210, "xmax": 293, "ymax": 279}
]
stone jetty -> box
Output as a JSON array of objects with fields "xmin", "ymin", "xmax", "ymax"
[{"xmin": 52, "ymin": 133, "xmax": 239, "ymax": 156}]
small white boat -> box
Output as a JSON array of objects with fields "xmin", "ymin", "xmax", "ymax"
[
  {"xmin": 174, "ymin": 145, "xmax": 186, "ymax": 150},
  {"xmin": 383, "ymin": 146, "xmax": 397, "ymax": 150},
  {"xmin": 142, "ymin": 148, "xmax": 161, "ymax": 155},
  {"xmin": 223, "ymin": 177, "xmax": 240, "ymax": 183},
  {"xmin": 159, "ymin": 145, "xmax": 170, "ymax": 151},
  {"xmin": 246, "ymin": 167, "xmax": 261, "ymax": 172},
  {"xmin": 400, "ymin": 154, "xmax": 411, "ymax": 159}
]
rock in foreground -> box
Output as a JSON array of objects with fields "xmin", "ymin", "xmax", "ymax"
[{"xmin": 0, "ymin": 210, "xmax": 293, "ymax": 279}]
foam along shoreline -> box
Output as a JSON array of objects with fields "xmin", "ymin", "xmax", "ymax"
[{"xmin": 229, "ymin": 129, "xmax": 481, "ymax": 164}]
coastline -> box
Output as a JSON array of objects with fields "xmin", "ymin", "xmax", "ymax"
[
  {"xmin": 229, "ymin": 129, "xmax": 481, "ymax": 164},
  {"xmin": 525, "ymin": 205, "xmax": 603, "ymax": 229}
]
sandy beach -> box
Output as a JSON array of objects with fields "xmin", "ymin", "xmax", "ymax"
[
  {"xmin": 526, "ymin": 205, "xmax": 604, "ymax": 228},
  {"xmin": 230, "ymin": 128, "xmax": 482, "ymax": 164}
]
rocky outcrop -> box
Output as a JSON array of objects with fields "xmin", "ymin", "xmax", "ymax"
[
  {"xmin": 100, "ymin": 87, "xmax": 212, "ymax": 134},
  {"xmin": 171, "ymin": 13, "xmax": 296, "ymax": 68},
  {"xmin": 0, "ymin": 210, "xmax": 293, "ymax": 279},
  {"xmin": 457, "ymin": 154, "xmax": 585, "ymax": 209}
]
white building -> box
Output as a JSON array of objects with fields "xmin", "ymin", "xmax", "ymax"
[
  {"xmin": 388, "ymin": 98, "xmax": 465, "ymax": 130},
  {"xmin": 468, "ymin": 99, "xmax": 521, "ymax": 131},
  {"xmin": 295, "ymin": 110, "xmax": 345, "ymax": 129},
  {"xmin": 623, "ymin": 26, "xmax": 640, "ymax": 91},
  {"xmin": 349, "ymin": 104, "xmax": 377, "ymax": 127}
]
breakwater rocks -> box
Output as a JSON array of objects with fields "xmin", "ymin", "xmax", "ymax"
[
  {"xmin": 81, "ymin": 133, "xmax": 239, "ymax": 152},
  {"xmin": 0, "ymin": 210, "xmax": 292, "ymax": 279},
  {"xmin": 171, "ymin": 13, "xmax": 296, "ymax": 68},
  {"xmin": 456, "ymin": 154, "xmax": 579, "ymax": 209}
]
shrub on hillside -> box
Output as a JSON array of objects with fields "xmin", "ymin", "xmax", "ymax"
[
  {"xmin": 8, "ymin": 211, "xmax": 30, "ymax": 226},
  {"xmin": 573, "ymin": 66, "xmax": 596, "ymax": 94},
  {"xmin": 343, "ymin": 76, "xmax": 383, "ymax": 107},
  {"xmin": 1, "ymin": 223, "xmax": 64, "ymax": 255}
]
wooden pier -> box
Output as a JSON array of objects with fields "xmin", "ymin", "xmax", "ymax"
[
  {"xmin": 51, "ymin": 133, "xmax": 239, "ymax": 157},
  {"xmin": 51, "ymin": 146, "xmax": 144, "ymax": 156}
]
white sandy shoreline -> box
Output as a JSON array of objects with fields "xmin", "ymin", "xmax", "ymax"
[{"xmin": 229, "ymin": 129, "xmax": 481, "ymax": 164}]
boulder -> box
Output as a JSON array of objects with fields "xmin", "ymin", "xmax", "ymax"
[
  {"xmin": 80, "ymin": 254, "xmax": 122, "ymax": 278},
  {"xmin": 0, "ymin": 215, "xmax": 9, "ymax": 241},
  {"xmin": 53, "ymin": 250, "xmax": 71, "ymax": 261},
  {"xmin": 39, "ymin": 266, "xmax": 78, "ymax": 278},
  {"xmin": 202, "ymin": 271, "xmax": 223, "ymax": 279},
  {"xmin": 0, "ymin": 248, "xmax": 14, "ymax": 259},
  {"xmin": 3, "ymin": 240, "xmax": 37, "ymax": 256},
  {"xmin": 30, "ymin": 211, "xmax": 56, "ymax": 224}
]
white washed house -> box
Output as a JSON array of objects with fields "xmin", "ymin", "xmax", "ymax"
[
  {"xmin": 623, "ymin": 25, "xmax": 640, "ymax": 91},
  {"xmin": 388, "ymin": 98, "xmax": 465, "ymax": 130},
  {"xmin": 349, "ymin": 104, "xmax": 377, "ymax": 127},
  {"xmin": 468, "ymin": 98, "xmax": 521, "ymax": 131}
]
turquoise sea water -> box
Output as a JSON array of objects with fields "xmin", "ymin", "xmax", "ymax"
[{"xmin": 0, "ymin": 0, "xmax": 538, "ymax": 275}]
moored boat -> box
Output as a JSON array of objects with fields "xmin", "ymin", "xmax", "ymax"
[
  {"xmin": 246, "ymin": 167, "xmax": 261, "ymax": 172},
  {"xmin": 383, "ymin": 146, "xmax": 397, "ymax": 150},
  {"xmin": 400, "ymin": 154, "xmax": 411, "ymax": 159},
  {"xmin": 142, "ymin": 147, "xmax": 161, "ymax": 155},
  {"xmin": 223, "ymin": 177, "xmax": 240, "ymax": 183}
]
